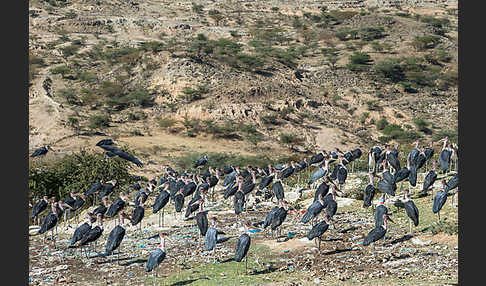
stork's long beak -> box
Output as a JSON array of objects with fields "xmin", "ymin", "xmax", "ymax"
[{"xmin": 387, "ymin": 216, "xmax": 395, "ymax": 223}]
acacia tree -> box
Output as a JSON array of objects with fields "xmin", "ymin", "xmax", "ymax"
[{"xmin": 29, "ymin": 150, "xmax": 137, "ymax": 203}]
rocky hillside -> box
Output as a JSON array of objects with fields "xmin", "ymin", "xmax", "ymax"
[{"xmin": 29, "ymin": 0, "xmax": 458, "ymax": 171}]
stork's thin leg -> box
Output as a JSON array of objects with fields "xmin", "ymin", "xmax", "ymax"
[
  {"xmin": 153, "ymin": 269, "xmax": 156, "ymax": 286},
  {"xmin": 409, "ymin": 218, "xmax": 412, "ymax": 235},
  {"xmin": 245, "ymin": 254, "xmax": 248, "ymax": 275}
]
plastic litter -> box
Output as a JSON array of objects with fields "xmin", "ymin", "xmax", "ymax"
[
  {"xmin": 249, "ymin": 229, "xmax": 261, "ymax": 233},
  {"xmin": 287, "ymin": 232, "xmax": 295, "ymax": 238},
  {"xmin": 283, "ymin": 250, "xmax": 290, "ymax": 253}
]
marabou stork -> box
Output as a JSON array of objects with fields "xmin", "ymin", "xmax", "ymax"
[
  {"xmin": 78, "ymin": 213, "xmax": 104, "ymax": 256},
  {"xmin": 145, "ymin": 233, "xmax": 168, "ymax": 286},
  {"xmin": 31, "ymin": 196, "xmax": 49, "ymax": 225},
  {"xmin": 103, "ymin": 212, "xmax": 128, "ymax": 264},
  {"xmin": 307, "ymin": 215, "xmax": 330, "ymax": 250},
  {"xmin": 403, "ymin": 189, "xmax": 419, "ymax": 235},
  {"xmin": 152, "ymin": 182, "xmax": 170, "ymax": 227}
]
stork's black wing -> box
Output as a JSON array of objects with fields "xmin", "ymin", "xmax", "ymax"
[
  {"xmin": 393, "ymin": 168, "xmax": 410, "ymax": 184},
  {"xmin": 263, "ymin": 207, "xmax": 279, "ymax": 229},
  {"xmin": 314, "ymin": 181, "xmax": 329, "ymax": 202},
  {"xmin": 445, "ymin": 174, "xmax": 458, "ymax": 192},
  {"xmin": 30, "ymin": 147, "xmax": 48, "ymax": 157},
  {"xmin": 85, "ymin": 181, "xmax": 103, "ymax": 196},
  {"xmin": 146, "ymin": 249, "xmax": 166, "ymax": 272},
  {"xmin": 234, "ymin": 233, "xmax": 251, "ymax": 262},
  {"xmin": 309, "ymin": 153, "xmax": 324, "ymax": 165},
  {"xmin": 98, "ymin": 144, "xmax": 119, "ymax": 152},
  {"xmin": 70, "ymin": 222, "xmax": 92, "ymax": 246},
  {"xmin": 194, "ymin": 157, "xmax": 208, "ymax": 168},
  {"xmin": 272, "ymin": 181, "xmax": 284, "ymax": 201},
  {"xmin": 38, "ymin": 213, "xmax": 58, "ymax": 234},
  {"xmin": 363, "ymin": 226, "xmax": 386, "ymax": 246},
  {"xmin": 363, "ymin": 184, "xmax": 375, "ymax": 208},
  {"xmin": 113, "ymin": 149, "xmax": 143, "ymax": 167},
  {"xmin": 152, "ymin": 190, "xmax": 170, "ymax": 214},
  {"xmin": 31, "ymin": 199, "xmax": 48, "ymax": 219},
  {"xmin": 377, "ymin": 179, "xmax": 396, "ymax": 196},
  {"xmin": 79, "ymin": 226, "xmax": 103, "ymax": 246},
  {"xmin": 422, "ymin": 170, "xmax": 437, "ymax": 191},
  {"xmin": 196, "ymin": 211, "xmax": 209, "ymax": 236},
  {"xmin": 96, "ymin": 139, "xmax": 115, "ymax": 146},
  {"xmin": 404, "ymin": 200, "xmax": 419, "ymax": 226},
  {"xmin": 131, "ymin": 206, "xmax": 145, "ymax": 225},
  {"xmin": 258, "ymin": 175, "xmax": 274, "ymax": 190},
  {"xmin": 307, "ymin": 221, "xmax": 329, "ymax": 240}
]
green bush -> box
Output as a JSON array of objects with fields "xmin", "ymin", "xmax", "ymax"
[
  {"xmin": 328, "ymin": 10, "xmax": 358, "ymax": 22},
  {"xmin": 279, "ymin": 132, "xmax": 302, "ymax": 144},
  {"xmin": 67, "ymin": 116, "xmax": 79, "ymax": 130},
  {"xmin": 400, "ymin": 81, "xmax": 418, "ymax": 93},
  {"xmin": 127, "ymin": 88, "xmax": 156, "ymax": 107},
  {"xmin": 376, "ymin": 118, "xmax": 388, "ymax": 130},
  {"xmin": 375, "ymin": 58, "xmax": 406, "ymax": 82},
  {"xmin": 59, "ymin": 88, "xmax": 81, "ymax": 105},
  {"xmin": 60, "ymin": 44, "xmax": 80, "ymax": 57},
  {"xmin": 414, "ymin": 118, "xmax": 432, "ymax": 134},
  {"xmin": 29, "ymin": 150, "xmax": 133, "ymax": 202},
  {"xmin": 182, "ymin": 116, "xmax": 203, "ymax": 137},
  {"xmin": 261, "ymin": 114, "xmax": 280, "ymax": 125},
  {"xmin": 139, "ymin": 41, "xmax": 165, "ymax": 53},
  {"xmin": 182, "ymin": 84, "xmax": 209, "ymax": 103},
  {"xmin": 410, "ymin": 35, "xmax": 441, "ymax": 51},
  {"xmin": 77, "ymin": 71, "xmax": 97, "ymax": 83},
  {"xmin": 433, "ymin": 129, "xmax": 458, "ymax": 143},
  {"xmin": 169, "ymin": 151, "xmax": 291, "ymax": 171},
  {"xmin": 381, "ymin": 124, "xmax": 422, "ymax": 142},
  {"xmin": 51, "ymin": 65, "xmax": 72, "ymax": 78},
  {"xmin": 236, "ymin": 53, "xmax": 265, "ymax": 71},
  {"xmin": 158, "ymin": 117, "xmax": 178, "ymax": 128},
  {"xmin": 347, "ymin": 52, "xmax": 373, "ymax": 72},
  {"xmin": 359, "ymin": 26, "xmax": 385, "ymax": 41},
  {"xmin": 405, "ymin": 70, "xmax": 438, "ymax": 87},
  {"xmin": 429, "ymin": 220, "xmax": 458, "ymax": 235},
  {"xmin": 335, "ymin": 29, "xmax": 359, "ymax": 41},
  {"xmin": 88, "ymin": 114, "xmax": 111, "ymax": 129},
  {"xmin": 424, "ymin": 49, "xmax": 452, "ymax": 65},
  {"xmin": 101, "ymin": 81, "xmax": 124, "ymax": 98},
  {"xmin": 128, "ymin": 111, "xmax": 147, "ymax": 121}
]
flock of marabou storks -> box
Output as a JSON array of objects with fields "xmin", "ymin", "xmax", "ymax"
[{"xmin": 29, "ymin": 137, "xmax": 458, "ymax": 283}]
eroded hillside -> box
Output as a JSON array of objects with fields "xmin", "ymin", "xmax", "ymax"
[{"xmin": 29, "ymin": 0, "xmax": 458, "ymax": 171}]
